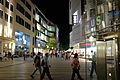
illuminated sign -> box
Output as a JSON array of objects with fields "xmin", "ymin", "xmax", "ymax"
[{"xmin": 96, "ymin": 15, "xmax": 102, "ymax": 26}]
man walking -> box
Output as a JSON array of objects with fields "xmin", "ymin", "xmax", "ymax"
[
  {"xmin": 30, "ymin": 52, "xmax": 42, "ymax": 79},
  {"xmin": 90, "ymin": 51, "xmax": 96, "ymax": 78},
  {"xmin": 40, "ymin": 53, "xmax": 53, "ymax": 80}
]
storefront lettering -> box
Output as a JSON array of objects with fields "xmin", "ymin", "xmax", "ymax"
[{"xmin": 96, "ymin": 16, "xmax": 102, "ymax": 26}]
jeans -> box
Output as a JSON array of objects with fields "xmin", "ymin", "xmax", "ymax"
[
  {"xmin": 31, "ymin": 66, "xmax": 41, "ymax": 76},
  {"xmin": 71, "ymin": 68, "xmax": 83, "ymax": 80},
  {"xmin": 90, "ymin": 61, "xmax": 96, "ymax": 77},
  {"xmin": 40, "ymin": 67, "xmax": 53, "ymax": 80}
]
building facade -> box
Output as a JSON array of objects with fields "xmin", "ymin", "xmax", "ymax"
[
  {"xmin": 69, "ymin": 0, "xmax": 84, "ymax": 54},
  {"xmin": 70, "ymin": 0, "xmax": 120, "ymax": 80},
  {"xmin": 0, "ymin": 0, "xmax": 58, "ymax": 56}
]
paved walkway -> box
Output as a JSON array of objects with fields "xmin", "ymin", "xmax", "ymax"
[
  {"xmin": 0, "ymin": 57, "xmax": 32, "ymax": 68},
  {"xmin": 0, "ymin": 56, "xmax": 97, "ymax": 80}
]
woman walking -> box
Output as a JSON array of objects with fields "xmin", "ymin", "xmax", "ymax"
[{"xmin": 71, "ymin": 53, "xmax": 83, "ymax": 80}]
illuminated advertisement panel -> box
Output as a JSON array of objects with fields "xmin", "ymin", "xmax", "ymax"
[{"xmin": 15, "ymin": 31, "xmax": 30, "ymax": 51}]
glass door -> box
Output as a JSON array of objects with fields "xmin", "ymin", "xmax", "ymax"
[{"xmin": 106, "ymin": 40, "xmax": 118, "ymax": 80}]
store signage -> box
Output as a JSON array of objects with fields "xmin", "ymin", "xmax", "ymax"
[
  {"xmin": 108, "ymin": 10, "xmax": 120, "ymax": 16},
  {"xmin": 85, "ymin": 18, "xmax": 95, "ymax": 34}
]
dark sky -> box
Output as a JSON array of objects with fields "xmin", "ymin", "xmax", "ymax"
[{"xmin": 32, "ymin": 0, "xmax": 70, "ymax": 49}]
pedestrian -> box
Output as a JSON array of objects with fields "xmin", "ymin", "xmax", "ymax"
[
  {"xmin": 0, "ymin": 53, "xmax": 3, "ymax": 61},
  {"xmin": 30, "ymin": 52, "xmax": 42, "ymax": 79},
  {"xmin": 71, "ymin": 53, "xmax": 83, "ymax": 80},
  {"xmin": 40, "ymin": 53, "xmax": 53, "ymax": 80},
  {"xmin": 90, "ymin": 51, "xmax": 96, "ymax": 78}
]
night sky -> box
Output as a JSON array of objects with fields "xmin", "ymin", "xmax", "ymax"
[{"xmin": 32, "ymin": 0, "xmax": 70, "ymax": 50}]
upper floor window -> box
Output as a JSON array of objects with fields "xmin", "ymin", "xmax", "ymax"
[
  {"xmin": 0, "ymin": 0, "xmax": 4, "ymax": 5},
  {"xmin": 10, "ymin": 16, "xmax": 13, "ymax": 23},
  {"xmin": 72, "ymin": 11, "xmax": 78, "ymax": 25},
  {"xmin": 32, "ymin": 27, "xmax": 34, "ymax": 32},
  {"xmin": 25, "ymin": 11, "xmax": 31, "ymax": 20},
  {"xmin": 26, "ymin": 1, "xmax": 31, "ymax": 11},
  {"xmin": 90, "ymin": 8, "xmax": 95, "ymax": 17},
  {"xmin": 0, "ymin": 10, "xmax": 3, "ymax": 19},
  {"xmin": 33, "ymin": 9, "xmax": 35, "ymax": 15},
  {"xmin": 25, "ymin": 21, "xmax": 31, "ymax": 30},
  {"xmin": 97, "ymin": 4, "xmax": 104, "ymax": 14},
  {"xmin": 16, "ymin": 15, "xmax": 24, "ymax": 26},
  {"xmin": 5, "ymin": 13, "xmax": 8, "ymax": 21},
  {"xmin": 5, "ymin": 0, "xmax": 9, "ymax": 9},
  {"xmin": 16, "ymin": 3, "xmax": 25, "ymax": 15},
  {"xmin": 33, "ymin": 18, "xmax": 35, "ymax": 24},
  {"xmin": 10, "ymin": 4, "xmax": 13, "ymax": 12},
  {"xmin": 21, "ymin": 0, "xmax": 25, "ymax": 4},
  {"xmin": 69, "ymin": 1, "xmax": 71, "ymax": 9}
]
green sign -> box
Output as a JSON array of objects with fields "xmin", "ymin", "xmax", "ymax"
[{"xmin": 96, "ymin": 15, "xmax": 102, "ymax": 26}]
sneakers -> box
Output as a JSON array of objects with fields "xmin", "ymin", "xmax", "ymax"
[{"xmin": 30, "ymin": 75, "xmax": 34, "ymax": 79}]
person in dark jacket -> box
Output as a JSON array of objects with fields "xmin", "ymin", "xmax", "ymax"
[
  {"xmin": 40, "ymin": 53, "xmax": 53, "ymax": 80},
  {"xmin": 30, "ymin": 52, "xmax": 42, "ymax": 79}
]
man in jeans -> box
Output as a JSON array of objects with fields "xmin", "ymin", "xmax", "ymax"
[
  {"xmin": 30, "ymin": 52, "xmax": 42, "ymax": 79},
  {"xmin": 40, "ymin": 53, "xmax": 53, "ymax": 80}
]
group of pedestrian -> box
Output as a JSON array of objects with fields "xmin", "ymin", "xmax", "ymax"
[
  {"xmin": 30, "ymin": 51, "xmax": 96, "ymax": 80},
  {"xmin": 30, "ymin": 52, "xmax": 53, "ymax": 80},
  {"xmin": 0, "ymin": 51, "xmax": 13, "ymax": 61}
]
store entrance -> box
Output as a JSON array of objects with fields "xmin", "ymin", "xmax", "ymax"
[{"xmin": 96, "ymin": 39, "xmax": 118, "ymax": 80}]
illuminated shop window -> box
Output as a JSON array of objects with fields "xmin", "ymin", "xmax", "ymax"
[
  {"xmin": 4, "ymin": 24, "xmax": 12, "ymax": 38},
  {"xmin": 0, "ymin": 24, "xmax": 3, "ymax": 36}
]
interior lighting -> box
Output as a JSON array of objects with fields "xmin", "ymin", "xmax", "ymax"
[
  {"xmin": 109, "ymin": 73, "xmax": 112, "ymax": 76},
  {"xmin": 113, "ymin": 38, "xmax": 115, "ymax": 39},
  {"xmin": 0, "ymin": 24, "xmax": 3, "ymax": 36}
]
